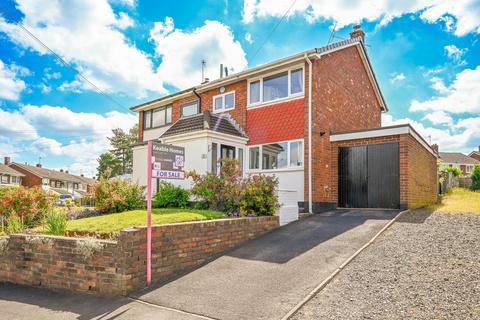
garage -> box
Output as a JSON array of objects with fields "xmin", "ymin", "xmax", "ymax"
[{"xmin": 338, "ymin": 142, "xmax": 400, "ymax": 209}]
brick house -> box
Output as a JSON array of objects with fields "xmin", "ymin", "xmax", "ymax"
[
  {"xmin": 7, "ymin": 160, "xmax": 96, "ymax": 198},
  {"xmin": 0, "ymin": 157, "xmax": 24, "ymax": 187},
  {"xmin": 469, "ymin": 146, "xmax": 480, "ymax": 162},
  {"xmin": 131, "ymin": 26, "xmax": 438, "ymax": 213},
  {"xmin": 439, "ymin": 152, "xmax": 480, "ymax": 176}
]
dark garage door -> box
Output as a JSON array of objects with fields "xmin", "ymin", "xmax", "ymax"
[{"xmin": 339, "ymin": 142, "xmax": 400, "ymax": 209}]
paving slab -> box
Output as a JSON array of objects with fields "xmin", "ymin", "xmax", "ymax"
[{"xmin": 132, "ymin": 210, "xmax": 398, "ymax": 320}]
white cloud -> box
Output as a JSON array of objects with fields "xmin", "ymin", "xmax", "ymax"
[
  {"xmin": 242, "ymin": 0, "xmax": 480, "ymax": 36},
  {"xmin": 116, "ymin": 12, "xmax": 134, "ymax": 30},
  {"xmin": 38, "ymin": 83, "xmax": 51, "ymax": 93},
  {"xmin": 0, "ymin": 108, "xmax": 38, "ymax": 140},
  {"xmin": 390, "ymin": 72, "xmax": 406, "ymax": 83},
  {"xmin": 423, "ymin": 110, "xmax": 453, "ymax": 125},
  {"xmin": 429, "ymin": 76, "xmax": 449, "ymax": 94},
  {"xmin": 382, "ymin": 113, "xmax": 480, "ymax": 152},
  {"xmin": 150, "ymin": 17, "xmax": 248, "ymax": 89},
  {"xmin": 410, "ymin": 66, "xmax": 480, "ymax": 113},
  {"xmin": 21, "ymin": 104, "xmax": 137, "ymax": 136},
  {"xmin": 245, "ymin": 32, "xmax": 253, "ymax": 44},
  {"xmin": 444, "ymin": 44, "xmax": 468, "ymax": 64},
  {"xmin": 0, "ymin": 0, "xmax": 166, "ymax": 97},
  {"xmin": 30, "ymin": 137, "xmax": 63, "ymax": 156},
  {"xmin": 0, "ymin": 59, "xmax": 27, "ymax": 100},
  {"xmin": 43, "ymin": 68, "xmax": 61, "ymax": 80}
]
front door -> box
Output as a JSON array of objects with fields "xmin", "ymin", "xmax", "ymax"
[{"xmin": 221, "ymin": 144, "xmax": 236, "ymax": 160}]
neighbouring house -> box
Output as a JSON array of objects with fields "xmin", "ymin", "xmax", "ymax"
[
  {"xmin": 439, "ymin": 152, "xmax": 480, "ymax": 176},
  {"xmin": 7, "ymin": 159, "xmax": 96, "ymax": 199},
  {"xmin": 469, "ymin": 146, "xmax": 480, "ymax": 162},
  {"xmin": 131, "ymin": 25, "xmax": 438, "ymax": 213},
  {"xmin": 0, "ymin": 157, "xmax": 24, "ymax": 187}
]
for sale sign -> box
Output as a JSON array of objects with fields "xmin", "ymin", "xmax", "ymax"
[{"xmin": 151, "ymin": 142, "xmax": 185, "ymax": 180}]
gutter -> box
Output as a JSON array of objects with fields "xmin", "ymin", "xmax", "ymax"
[
  {"xmin": 193, "ymin": 88, "xmax": 202, "ymax": 112},
  {"xmin": 305, "ymin": 53, "xmax": 313, "ymax": 214}
]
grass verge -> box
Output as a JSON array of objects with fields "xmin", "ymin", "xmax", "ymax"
[{"xmin": 431, "ymin": 188, "xmax": 480, "ymax": 214}]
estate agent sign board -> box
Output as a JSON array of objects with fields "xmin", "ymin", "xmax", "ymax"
[{"xmin": 146, "ymin": 141, "xmax": 185, "ymax": 285}]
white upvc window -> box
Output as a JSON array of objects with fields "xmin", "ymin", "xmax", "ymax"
[
  {"xmin": 248, "ymin": 139, "xmax": 303, "ymax": 171},
  {"xmin": 213, "ymin": 91, "xmax": 235, "ymax": 113},
  {"xmin": 247, "ymin": 66, "xmax": 304, "ymax": 107}
]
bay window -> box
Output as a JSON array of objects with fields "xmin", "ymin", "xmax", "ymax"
[
  {"xmin": 248, "ymin": 140, "xmax": 303, "ymax": 170},
  {"xmin": 248, "ymin": 67, "xmax": 304, "ymax": 106}
]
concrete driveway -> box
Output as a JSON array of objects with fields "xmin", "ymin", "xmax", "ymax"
[
  {"xmin": 132, "ymin": 209, "xmax": 398, "ymax": 320},
  {"xmin": 0, "ymin": 209, "xmax": 398, "ymax": 320}
]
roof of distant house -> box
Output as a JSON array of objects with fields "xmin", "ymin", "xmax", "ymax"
[
  {"xmin": 11, "ymin": 163, "xmax": 95, "ymax": 184},
  {"xmin": 439, "ymin": 152, "xmax": 480, "ymax": 165},
  {"xmin": 161, "ymin": 111, "xmax": 247, "ymax": 139},
  {"xmin": 0, "ymin": 163, "xmax": 25, "ymax": 177}
]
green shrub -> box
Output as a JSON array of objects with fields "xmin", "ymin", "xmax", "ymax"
[
  {"xmin": 239, "ymin": 175, "xmax": 279, "ymax": 217},
  {"xmin": 153, "ymin": 182, "xmax": 189, "ymax": 208},
  {"xmin": 6, "ymin": 213, "xmax": 24, "ymax": 234},
  {"xmin": 187, "ymin": 159, "xmax": 279, "ymax": 216},
  {"xmin": 0, "ymin": 186, "xmax": 53, "ymax": 228},
  {"xmin": 444, "ymin": 167, "xmax": 462, "ymax": 177},
  {"xmin": 187, "ymin": 158, "xmax": 241, "ymax": 212},
  {"xmin": 88, "ymin": 178, "xmax": 145, "ymax": 213},
  {"xmin": 44, "ymin": 209, "xmax": 68, "ymax": 236},
  {"xmin": 471, "ymin": 165, "xmax": 480, "ymax": 191}
]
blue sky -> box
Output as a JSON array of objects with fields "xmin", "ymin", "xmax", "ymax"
[{"xmin": 0, "ymin": 0, "xmax": 479, "ymax": 176}]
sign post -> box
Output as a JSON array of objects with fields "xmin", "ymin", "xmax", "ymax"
[{"xmin": 146, "ymin": 141, "xmax": 185, "ymax": 286}]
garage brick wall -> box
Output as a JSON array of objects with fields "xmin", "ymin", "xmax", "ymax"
[
  {"xmin": 306, "ymin": 45, "xmax": 383, "ymax": 210},
  {"xmin": 330, "ymin": 133, "xmax": 437, "ymax": 209}
]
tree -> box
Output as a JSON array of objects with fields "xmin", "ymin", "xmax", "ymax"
[
  {"xmin": 471, "ymin": 165, "xmax": 480, "ymax": 191},
  {"xmin": 444, "ymin": 167, "xmax": 462, "ymax": 177},
  {"xmin": 97, "ymin": 152, "xmax": 122, "ymax": 179},
  {"xmin": 108, "ymin": 124, "xmax": 138, "ymax": 175}
]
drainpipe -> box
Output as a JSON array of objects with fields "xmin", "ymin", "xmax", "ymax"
[
  {"xmin": 305, "ymin": 53, "xmax": 313, "ymax": 214},
  {"xmin": 193, "ymin": 87, "xmax": 201, "ymax": 112}
]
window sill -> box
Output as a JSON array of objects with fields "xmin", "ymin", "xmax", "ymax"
[
  {"xmin": 213, "ymin": 107, "xmax": 235, "ymax": 114},
  {"xmin": 143, "ymin": 123, "xmax": 172, "ymax": 131},
  {"xmin": 247, "ymin": 94, "xmax": 304, "ymax": 109}
]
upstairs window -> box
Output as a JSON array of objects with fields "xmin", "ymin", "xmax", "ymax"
[
  {"xmin": 248, "ymin": 67, "xmax": 304, "ymax": 106},
  {"xmin": 181, "ymin": 101, "xmax": 199, "ymax": 117},
  {"xmin": 143, "ymin": 105, "xmax": 172, "ymax": 129},
  {"xmin": 213, "ymin": 92, "xmax": 235, "ymax": 112}
]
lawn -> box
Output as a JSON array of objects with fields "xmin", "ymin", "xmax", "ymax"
[
  {"xmin": 65, "ymin": 208, "xmax": 225, "ymax": 234},
  {"xmin": 433, "ymin": 187, "xmax": 480, "ymax": 214}
]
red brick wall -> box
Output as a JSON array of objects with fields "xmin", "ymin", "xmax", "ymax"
[
  {"xmin": 330, "ymin": 134, "xmax": 437, "ymax": 209},
  {"xmin": 246, "ymin": 98, "xmax": 304, "ymax": 145},
  {"xmin": 8, "ymin": 164, "xmax": 42, "ymax": 188},
  {"xmin": 306, "ymin": 46, "xmax": 383, "ymax": 206},
  {"xmin": 404, "ymin": 135, "xmax": 438, "ymax": 208},
  {"xmin": 0, "ymin": 217, "xmax": 278, "ymax": 296},
  {"xmin": 200, "ymin": 80, "xmax": 248, "ymax": 129},
  {"xmin": 118, "ymin": 216, "xmax": 279, "ymax": 290}
]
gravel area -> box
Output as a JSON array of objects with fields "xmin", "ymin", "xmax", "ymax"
[{"xmin": 292, "ymin": 209, "xmax": 480, "ymax": 320}]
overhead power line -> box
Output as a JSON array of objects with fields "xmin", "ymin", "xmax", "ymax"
[
  {"xmin": 15, "ymin": 23, "xmax": 132, "ymax": 113},
  {"xmin": 250, "ymin": 0, "xmax": 298, "ymax": 61}
]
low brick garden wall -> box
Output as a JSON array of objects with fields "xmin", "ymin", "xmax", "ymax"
[{"xmin": 0, "ymin": 216, "xmax": 279, "ymax": 296}]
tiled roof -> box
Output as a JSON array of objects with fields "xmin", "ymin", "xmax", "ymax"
[
  {"xmin": 0, "ymin": 164, "xmax": 24, "ymax": 176},
  {"xmin": 439, "ymin": 152, "xmax": 480, "ymax": 165},
  {"xmin": 161, "ymin": 111, "xmax": 247, "ymax": 138},
  {"xmin": 315, "ymin": 37, "xmax": 362, "ymax": 54},
  {"xmin": 12, "ymin": 163, "xmax": 86, "ymax": 183}
]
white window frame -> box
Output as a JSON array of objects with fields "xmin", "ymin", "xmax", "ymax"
[
  {"xmin": 212, "ymin": 91, "xmax": 235, "ymax": 113},
  {"xmin": 247, "ymin": 139, "xmax": 304, "ymax": 172},
  {"xmin": 143, "ymin": 105, "xmax": 173, "ymax": 129},
  {"xmin": 247, "ymin": 65, "xmax": 305, "ymax": 108},
  {"xmin": 210, "ymin": 142, "xmax": 245, "ymax": 175}
]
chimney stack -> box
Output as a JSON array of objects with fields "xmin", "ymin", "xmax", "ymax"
[
  {"xmin": 81, "ymin": 174, "xmax": 84, "ymax": 177},
  {"xmin": 65, "ymin": 170, "xmax": 69, "ymax": 174},
  {"xmin": 36, "ymin": 163, "xmax": 42, "ymax": 168},
  {"xmin": 224, "ymin": 66, "xmax": 229, "ymax": 77},
  {"xmin": 220, "ymin": 64, "xmax": 224, "ymax": 78},
  {"xmin": 431, "ymin": 143, "xmax": 439, "ymax": 154},
  {"xmin": 4, "ymin": 157, "xmax": 11, "ymax": 165},
  {"xmin": 60, "ymin": 169, "xmax": 64, "ymax": 172},
  {"xmin": 350, "ymin": 25, "xmax": 365, "ymax": 42}
]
